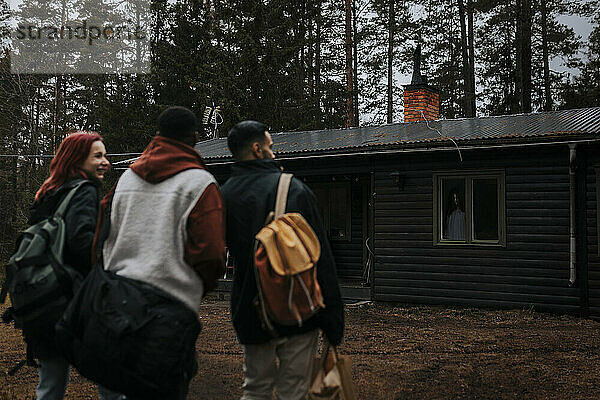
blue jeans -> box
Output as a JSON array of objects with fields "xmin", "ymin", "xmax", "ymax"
[
  {"xmin": 36, "ymin": 355, "xmax": 70, "ymax": 400},
  {"xmin": 36, "ymin": 355, "xmax": 127, "ymax": 400}
]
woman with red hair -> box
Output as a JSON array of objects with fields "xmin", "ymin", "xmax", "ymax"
[{"xmin": 27, "ymin": 131, "xmax": 110, "ymax": 400}]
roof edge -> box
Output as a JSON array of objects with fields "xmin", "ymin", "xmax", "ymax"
[{"xmin": 202, "ymin": 135, "xmax": 600, "ymax": 164}]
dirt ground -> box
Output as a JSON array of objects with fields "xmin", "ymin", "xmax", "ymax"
[{"xmin": 1, "ymin": 298, "xmax": 600, "ymax": 400}]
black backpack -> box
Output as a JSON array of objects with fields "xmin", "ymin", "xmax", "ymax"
[{"xmin": 1, "ymin": 181, "xmax": 87, "ymax": 336}]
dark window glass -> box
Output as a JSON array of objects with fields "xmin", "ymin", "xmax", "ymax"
[
  {"xmin": 312, "ymin": 187, "xmax": 329, "ymax": 233},
  {"xmin": 330, "ymin": 186, "xmax": 348, "ymax": 239},
  {"xmin": 308, "ymin": 183, "xmax": 350, "ymax": 241},
  {"xmin": 442, "ymin": 178, "xmax": 466, "ymax": 241},
  {"xmin": 473, "ymin": 178, "xmax": 498, "ymax": 241}
]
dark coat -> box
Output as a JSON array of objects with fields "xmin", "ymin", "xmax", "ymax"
[
  {"xmin": 221, "ymin": 159, "xmax": 344, "ymax": 346},
  {"xmin": 26, "ymin": 176, "xmax": 100, "ymax": 358},
  {"xmin": 29, "ymin": 177, "xmax": 101, "ymax": 277}
]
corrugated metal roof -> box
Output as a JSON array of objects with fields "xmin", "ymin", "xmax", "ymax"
[{"xmin": 195, "ymin": 107, "xmax": 600, "ymax": 160}]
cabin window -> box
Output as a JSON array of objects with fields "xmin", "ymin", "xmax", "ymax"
[
  {"xmin": 433, "ymin": 171, "xmax": 505, "ymax": 246},
  {"xmin": 310, "ymin": 182, "xmax": 351, "ymax": 242}
]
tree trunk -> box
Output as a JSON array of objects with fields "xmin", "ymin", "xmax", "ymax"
[
  {"xmin": 307, "ymin": 0, "xmax": 314, "ymax": 98},
  {"xmin": 31, "ymin": 85, "xmax": 41, "ymax": 178},
  {"xmin": 345, "ymin": 0, "xmax": 354, "ymax": 127},
  {"xmin": 353, "ymin": 0, "xmax": 359, "ymax": 125},
  {"xmin": 315, "ymin": 0, "xmax": 321, "ymax": 122},
  {"xmin": 515, "ymin": 0, "xmax": 522, "ymax": 112},
  {"xmin": 540, "ymin": 0, "xmax": 552, "ymax": 111},
  {"xmin": 467, "ymin": 0, "xmax": 475, "ymax": 116},
  {"xmin": 448, "ymin": 35, "xmax": 457, "ymax": 118},
  {"xmin": 387, "ymin": 0, "xmax": 394, "ymax": 123},
  {"xmin": 307, "ymin": 23, "xmax": 314, "ymax": 98},
  {"xmin": 520, "ymin": 0, "xmax": 532, "ymax": 113},
  {"xmin": 516, "ymin": 0, "xmax": 531, "ymax": 113},
  {"xmin": 505, "ymin": 18, "xmax": 516, "ymax": 114},
  {"xmin": 299, "ymin": 1, "xmax": 306, "ymax": 93},
  {"xmin": 457, "ymin": 0, "xmax": 473, "ymax": 117},
  {"xmin": 10, "ymin": 98, "xmax": 18, "ymax": 224},
  {"xmin": 53, "ymin": 75, "xmax": 61, "ymax": 152}
]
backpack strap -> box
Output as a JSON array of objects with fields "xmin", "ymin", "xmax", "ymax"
[
  {"xmin": 53, "ymin": 180, "xmax": 91, "ymax": 219},
  {"xmin": 274, "ymin": 173, "xmax": 292, "ymax": 219}
]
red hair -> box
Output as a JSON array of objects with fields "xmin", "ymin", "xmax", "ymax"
[{"xmin": 35, "ymin": 131, "xmax": 104, "ymax": 202}]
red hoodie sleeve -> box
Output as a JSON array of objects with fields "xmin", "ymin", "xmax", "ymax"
[{"xmin": 185, "ymin": 182, "xmax": 226, "ymax": 293}]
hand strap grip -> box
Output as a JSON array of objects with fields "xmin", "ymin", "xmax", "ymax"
[{"xmin": 321, "ymin": 341, "xmax": 339, "ymax": 370}]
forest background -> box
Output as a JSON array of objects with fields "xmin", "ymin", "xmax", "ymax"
[{"xmin": 0, "ymin": 0, "xmax": 599, "ymax": 267}]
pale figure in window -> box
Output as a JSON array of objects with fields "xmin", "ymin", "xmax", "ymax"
[{"xmin": 445, "ymin": 192, "xmax": 466, "ymax": 240}]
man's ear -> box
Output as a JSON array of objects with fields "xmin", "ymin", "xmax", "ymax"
[{"xmin": 250, "ymin": 142, "xmax": 263, "ymax": 159}]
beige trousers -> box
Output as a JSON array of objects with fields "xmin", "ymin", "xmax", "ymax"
[{"xmin": 241, "ymin": 329, "xmax": 319, "ymax": 400}]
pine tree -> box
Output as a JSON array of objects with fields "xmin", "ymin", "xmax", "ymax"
[
  {"xmin": 419, "ymin": 0, "xmax": 464, "ymax": 118},
  {"xmin": 358, "ymin": 0, "xmax": 413, "ymax": 125},
  {"xmin": 515, "ymin": 0, "xmax": 532, "ymax": 113},
  {"xmin": 532, "ymin": 0, "xmax": 583, "ymax": 111},
  {"xmin": 458, "ymin": 0, "xmax": 476, "ymax": 117},
  {"xmin": 559, "ymin": 9, "xmax": 600, "ymax": 108},
  {"xmin": 477, "ymin": 0, "xmax": 520, "ymax": 114},
  {"xmin": 478, "ymin": 0, "xmax": 583, "ymax": 114}
]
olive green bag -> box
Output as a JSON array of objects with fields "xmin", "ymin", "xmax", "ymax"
[{"xmin": 1, "ymin": 181, "xmax": 86, "ymax": 335}]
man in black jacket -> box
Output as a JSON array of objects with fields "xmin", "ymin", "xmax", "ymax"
[{"xmin": 221, "ymin": 120, "xmax": 344, "ymax": 400}]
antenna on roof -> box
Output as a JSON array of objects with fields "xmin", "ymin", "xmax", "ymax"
[{"xmin": 202, "ymin": 100, "xmax": 224, "ymax": 139}]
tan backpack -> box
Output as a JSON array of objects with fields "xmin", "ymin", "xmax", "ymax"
[{"xmin": 253, "ymin": 173, "xmax": 325, "ymax": 334}]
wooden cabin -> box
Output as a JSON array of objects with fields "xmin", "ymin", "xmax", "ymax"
[{"xmin": 195, "ymin": 106, "xmax": 600, "ymax": 318}]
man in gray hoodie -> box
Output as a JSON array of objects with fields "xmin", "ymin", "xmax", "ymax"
[{"xmin": 99, "ymin": 106, "xmax": 225, "ymax": 400}]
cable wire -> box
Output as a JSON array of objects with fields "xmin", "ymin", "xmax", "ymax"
[
  {"xmin": 417, "ymin": 109, "xmax": 463, "ymax": 162},
  {"xmin": 0, "ymin": 152, "xmax": 143, "ymax": 159}
]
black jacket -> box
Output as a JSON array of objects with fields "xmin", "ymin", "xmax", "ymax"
[
  {"xmin": 221, "ymin": 159, "xmax": 344, "ymax": 345},
  {"xmin": 29, "ymin": 177, "xmax": 101, "ymax": 278},
  {"xmin": 26, "ymin": 176, "xmax": 100, "ymax": 358}
]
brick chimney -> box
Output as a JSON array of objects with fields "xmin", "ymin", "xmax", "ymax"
[{"xmin": 403, "ymin": 45, "xmax": 439, "ymax": 123}]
